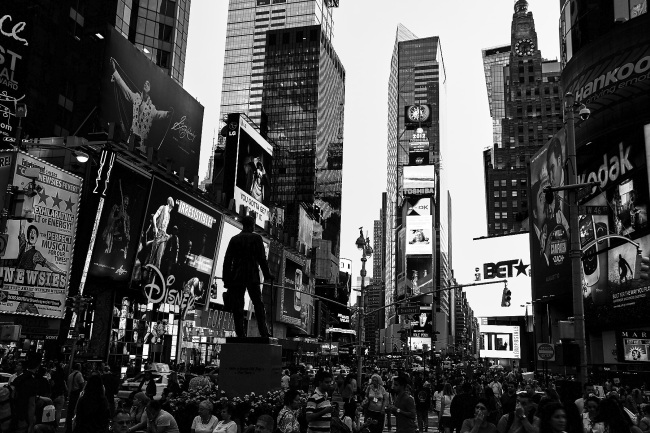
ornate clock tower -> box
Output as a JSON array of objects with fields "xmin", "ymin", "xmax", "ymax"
[{"xmin": 482, "ymin": 0, "xmax": 564, "ymax": 236}]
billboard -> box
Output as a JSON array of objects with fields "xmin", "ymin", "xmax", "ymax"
[
  {"xmin": 0, "ymin": 152, "xmax": 82, "ymax": 318},
  {"xmin": 99, "ymin": 27, "xmax": 204, "ymax": 179},
  {"xmin": 529, "ymin": 132, "xmax": 572, "ymax": 300},
  {"xmin": 461, "ymin": 233, "xmax": 532, "ymax": 317},
  {"xmin": 580, "ymin": 124, "xmax": 650, "ymax": 329},
  {"xmin": 406, "ymin": 215, "xmax": 433, "ymax": 256},
  {"xmin": 0, "ymin": 5, "xmax": 31, "ymax": 139},
  {"xmin": 480, "ymin": 325, "xmax": 521, "ymax": 359},
  {"xmin": 87, "ymin": 162, "xmax": 150, "ymax": 283},
  {"xmin": 233, "ymin": 116, "xmax": 273, "ymax": 228},
  {"xmin": 617, "ymin": 330, "xmax": 650, "ymax": 362},
  {"xmin": 133, "ymin": 177, "xmax": 221, "ymax": 312},
  {"xmin": 277, "ymin": 251, "xmax": 310, "ymax": 333},
  {"xmin": 403, "ymin": 165, "xmax": 436, "ymax": 197}
]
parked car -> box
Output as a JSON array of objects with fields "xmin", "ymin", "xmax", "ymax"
[
  {"xmin": 0, "ymin": 373, "xmax": 11, "ymax": 388},
  {"xmin": 117, "ymin": 372, "xmax": 168, "ymax": 401}
]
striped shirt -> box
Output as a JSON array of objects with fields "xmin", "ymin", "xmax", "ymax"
[{"xmin": 306, "ymin": 387, "xmax": 331, "ymax": 433}]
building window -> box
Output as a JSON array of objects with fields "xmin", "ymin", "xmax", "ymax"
[
  {"xmin": 495, "ymin": 202, "xmax": 500, "ymax": 208},
  {"xmin": 502, "ymin": 212, "xmax": 508, "ymax": 219},
  {"xmin": 512, "ymin": 190, "xmax": 518, "ymax": 197},
  {"xmin": 500, "ymin": 179, "xmax": 506, "ymax": 187},
  {"xmin": 511, "ymin": 179, "xmax": 517, "ymax": 186},
  {"xmin": 494, "ymin": 180, "xmax": 500, "ymax": 187},
  {"xmin": 494, "ymin": 191, "xmax": 500, "ymax": 198},
  {"xmin": 495, "ymin": 212, "xmax": 501, "ymax": 220}
]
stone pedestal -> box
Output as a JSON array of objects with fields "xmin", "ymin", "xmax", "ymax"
[{"xmin": 219, "ymin": 338, "xmax": 282, "ymax": 398}]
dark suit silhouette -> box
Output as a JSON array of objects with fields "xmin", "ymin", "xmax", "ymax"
[{"xmin": 223, "ymin": 218, "xmax": 272, "ymax": 337}]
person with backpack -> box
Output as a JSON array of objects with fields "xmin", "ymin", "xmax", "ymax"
[
  {"xmin": 33, "ymin": 393, "xmax": 57, "ymax": 433},
  {"xmin": 12, "ymin": 351, "xmax": 42, "ymax": 433},
  {"xmin": 415, "ymin": 382, "xmax": 432, "ymax": 432}
]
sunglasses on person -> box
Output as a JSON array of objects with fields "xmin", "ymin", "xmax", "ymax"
[{"xmin": 475, "ymin": 405, "xmax": 488, "ymax": 411}]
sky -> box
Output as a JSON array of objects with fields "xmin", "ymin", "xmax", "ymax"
[{"xmin": 182, "ymin": 0, "xmax": 562, "ymax": 313}]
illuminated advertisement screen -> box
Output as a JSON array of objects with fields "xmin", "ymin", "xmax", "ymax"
[
  {"xmin": 277, "ymin": 251, "xmax": 310, "ymax": 333},
  {"xmin": 460, "ymin": 232, "xmax": 532, "ymax": 317},
  {"xmin": 617, "ymin": 330, "xmax": 650, "ymax": 362},
  {"xmin": 88, "ymin": 162, "xmax": 150, "ymax": 284},
  {"xmin": 133, "ymin": 177, "xmax": 221, "ymax": 311},
  {"xmin": 403, "ymin": 165, "xmax": 436, "ymax": 197},
  {"xmin": 581, "ymin": 124, "xmax": 650, "ymax": 329},
  {"xmin": 529, "ymin": 132, "xmax": 571, "ymax": 301},
  {"xmin": 99, "ymin": 27, "xmax": 204, "ymax": 179},
  {"xmin": 405, "ymin": 215, "xmax": 433, "ymax": 256},
  {"xmin": 233, "ymin": 116, "xmax": 273, "ymax": 228},
  {"xmin": 480, "ymin": 325, "xmax": 521, "ymax": 359}
]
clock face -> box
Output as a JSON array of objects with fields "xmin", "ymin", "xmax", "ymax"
[
  {"xmin": 515, "ymin": 38, "xmax": 535, "ymax": 56},
  {"xmin": 407, "ymin": 105, "xmax": 430, "ymax": 122}
]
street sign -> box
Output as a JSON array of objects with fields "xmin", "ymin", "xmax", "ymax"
[
  {"xmin": 578, "ymin": 205, "xmax": 609, "ymax": 215},
  {"xmin": 537, "ymin": 343, "xmax": 556, "ymax": 361},
  {"xmin": 397, "ymin": 305, "xmax": 421, "ymax": 315}
]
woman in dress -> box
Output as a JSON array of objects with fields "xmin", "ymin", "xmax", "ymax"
[
  {"xmin": 191, "ymin": 400, "xmax": 219, "ymax": 433},
  {"xmin": 214, "ymin": 403, "xmax": 238, "ymax": 433},
  {"xmin": 277, "ymin": 390, "xmax": 302, "ymax": 433}
]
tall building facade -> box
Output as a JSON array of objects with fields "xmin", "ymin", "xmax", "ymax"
[
  {"xmin": 262, "ymin": 24, "xmax": 344, "ymax": 262},
  {"xmin": 386, "ymin": 25, "xmax": 452, "ymax": 350},
  {"xmin": 218, "ymin": 0, "xmax": 338, "ymax": 129},
  {"xmin": 483, "ymin": 0, "xmax": 563, "ymax": 236},
  {"xmin": 112, "ymin": 0, "xmax": 191, "ymax": 84}
]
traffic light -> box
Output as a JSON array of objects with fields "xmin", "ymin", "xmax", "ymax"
[
  {"xmin": 501, "ymin": 283, "xmax": 511, "ymax": 307},
  {"xmin": 635, "ymin": 253, "xmax": 650, "ymax": 280}
]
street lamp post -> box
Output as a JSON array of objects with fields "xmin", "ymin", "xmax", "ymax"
[
  {"xmin": 564, "ymin": 91, "xmax": 589, "ymax": 384},
  {"xmin": 356, "ymin": 227, "xmax": 372, "ymax": 387}
]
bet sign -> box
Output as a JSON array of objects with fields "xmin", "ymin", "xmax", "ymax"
[{"xmin": 483, "ymin": 259, "xmax": 529, "ymax": 279}]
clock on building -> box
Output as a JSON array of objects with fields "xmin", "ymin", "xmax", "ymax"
[
  {"xmin": 407, "ymin": 104, "xmax": 430, "ymax": 122},
  {"xmin": 515, "ymin": 38, "xmax": 535, "ymax": 56}
]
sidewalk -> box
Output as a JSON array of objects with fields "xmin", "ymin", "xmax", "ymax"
[{"xmin": 383, "ymin": 410, "xmax": 439, "ymax": 432}]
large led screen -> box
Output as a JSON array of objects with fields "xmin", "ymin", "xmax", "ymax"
[
  {"xmin": 99, "ymin": 27, "xmax": 204, "ymax": 179},
  {"xmin": 529, "ymin": 132, "xmax": 572, "ymax": 301},
  {"xmin": 480, "ymin": 325, "xmax": 521, "ymax": 359},
  {"xmin": 581, "ymin": 123, "xmax": 650, "ymax": 329},
  {"xmin": 132, "ymin": 177, "xmax": 221, "ymax": 312},
  {"xmin": 460, "ymin": 232, "xmax": 532, "ymax": 318}
]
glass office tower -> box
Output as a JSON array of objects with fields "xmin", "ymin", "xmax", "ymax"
[
  {"xmin": 219, "ymin": 0, "xmax": 337, "ymax": 128},
  {"xmin": 114, "ymin": 0, "xmax": 191, "ymax": 84},
  {"xmin": 262, "ymin": 24, "xmax": 345, "ymax": 260},
  {"xmin": 386, "ymin": 25, "xmax": 451, "ymax": 346}
]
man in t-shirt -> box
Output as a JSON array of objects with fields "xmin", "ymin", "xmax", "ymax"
[
  {"xmin": 389, "ymin": 376, "xmax": 417, "ymax": 433},
  {"xmin": 12, "ymin": 352, "xmax": 42, "ymax": 433},
  {"xmin": 146, "ymin": 400, "xmax": 180, "ymax": 433},
  {"xmin": 306, "ymin": 370, "xmax": 335, "ymax": 433}
]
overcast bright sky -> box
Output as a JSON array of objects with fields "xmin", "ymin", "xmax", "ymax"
[{"xmin": 183, "ymin": 0, "xmax": 562, "ymax": 312}]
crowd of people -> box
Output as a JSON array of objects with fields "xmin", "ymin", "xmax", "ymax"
[{"xmin": 3, "ymin": 353, "xmax": 650, "ymax": 433}]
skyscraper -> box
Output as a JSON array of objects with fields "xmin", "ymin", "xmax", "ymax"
[
  {"xmin": 218, "ymin": 0, "xmax": 338, "ymax": 129},
  {"xmin": 386, "ymin": 25, "xmax": 451, "ymax": 348},
  {"xmin": 113, "ymin": 0, "xmax": 192, "ymax": 84},
  {"xmin": 483, "ymin": 0, "xmax": 563, "ymax": 236},
  {"xmin": 262, "ymin": 24, "xmax": 344, "ymax": 262}
]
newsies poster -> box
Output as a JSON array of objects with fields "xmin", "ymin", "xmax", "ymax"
[{"xmin": 0, "ymin": 151, "xmax": 82, "ymax": 318}]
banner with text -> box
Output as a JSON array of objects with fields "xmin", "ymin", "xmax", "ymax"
[{"xmin": 0, "ymin": 151, "xmax": 82, "ymax": 318}]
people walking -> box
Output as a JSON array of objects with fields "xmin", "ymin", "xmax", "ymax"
[
  {"xmin": 71, "ymin": 374, "xmax": 111, "ymax": 433},
  {"xmin": 306, "ymin": 370, "xmax": 335, "ymax": 433},
  {"xmin": 364, "ymin": 374, "xmax": 389, "ymax": 433},
  {"xmin": 11, "ymin": 352, "xmax": 42, "ymax": 433},
  {"xmin": 277, "ymin": 390, "xmax": 302, "ymax": 433},
  {"xmin": 388, "ymin": 376, "xmax": 417, "ymax": 433},
  {"xmin": 460, "ymin": 398, "xmax": 498, "ymax": 433},
  {"xmin": 65, "ymin": 363, "xmax": 85, "ymax": 433}
]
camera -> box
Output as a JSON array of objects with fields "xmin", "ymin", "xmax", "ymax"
[{"xmin": 579, "ymin": 106, "xmax": 591, "ymax": 121}]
